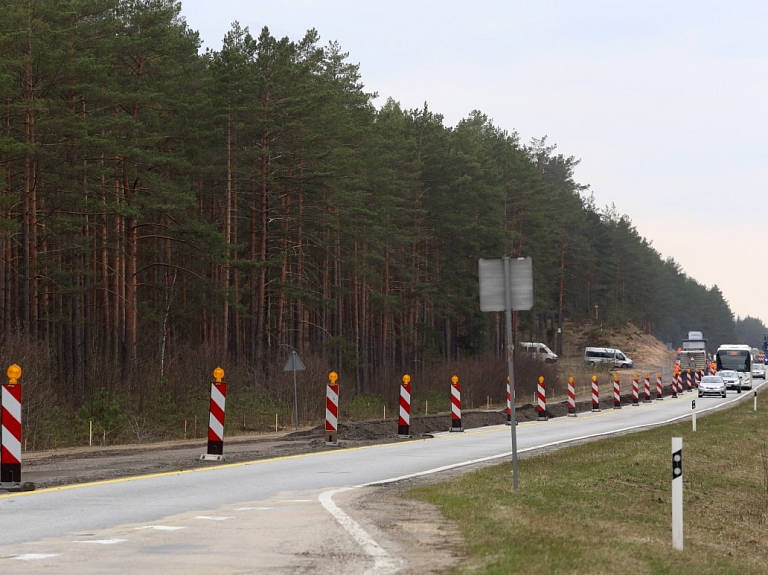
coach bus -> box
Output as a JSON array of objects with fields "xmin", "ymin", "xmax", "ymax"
[{"xmin": 715, "ymin": 344, "xmax": 752, "ymax": 390}]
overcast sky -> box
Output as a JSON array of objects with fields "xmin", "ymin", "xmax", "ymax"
[{"xmin": 180, "ymin": 0, "xmax": 768, "ymax": 326}]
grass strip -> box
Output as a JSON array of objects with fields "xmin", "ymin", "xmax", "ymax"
[{"xmin": 408, "ymin": 397, "xmax": 768, "ymax": 574}]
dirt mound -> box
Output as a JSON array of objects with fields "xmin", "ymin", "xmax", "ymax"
[{"xmin": 564, "ymin": 320, "xmax": 672, "ymax": 374}]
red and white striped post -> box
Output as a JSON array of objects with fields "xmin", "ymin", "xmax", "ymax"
[
  {"xmin": 592, "ymin": 375, "xmax": 601, "ymax": 412},
  {"xmin": 656, "ymin": 372, "xmax": 664, "ymax": 400},
  {"xmin": 567, "ymin": 376, "xmax": 577, "ymax": 417},
  {"xmin": 201, "ymin": 367, "xmax": 227, "ymax": 461},
  {"xmin": 450, "ymin": 375, "xmax": 463, "ymax": 432},
  {"xmin": 709, "ymin": 364, "xmax": 715, "ymax": 376},
  {"xmin": 686, "ymin": 370, "xmax": 692, "ymax": 392},
  {"xmin": 1, "ymin": 364, "xmax": 23, "ymax": 487},
  {"xmin": 695, "ymin": 369, "xmax": 701, "ymax": 389},
  {"xmin": 613, "ymin": 374, "xmax": 622, "ymax": 409},
  {"xmin": 325, "ymin": 371, "xmax": 339, "ymax": 445},
  {"xmin": 631, "ymin": 375, "xmax": 640, "ymax": 406},
  {"xmin": 398, "ymin": 374, "xmax": 411, "ymax": 438},
  {"xmin": 644, "ymin": 373, "xmax": 652, "ymax": 403},
  {"xmin": 505, "ymin": 376, "xmax": 512, "ymax": 425},
  {"xmin": 537, "ymin": 376, "xmax": 548, "ymax": 421},
  {"xmin": 672, "ymin": 373, "xmax": 679, "ymax": 398}
]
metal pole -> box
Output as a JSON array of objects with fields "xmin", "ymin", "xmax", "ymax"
[
  {"xmin": 293, "ymin": 367, "xmax": 299, "ymax": 430},
  {"xmin": 504, "ymin": 256, "xmax": 519, "ymax": 490}
]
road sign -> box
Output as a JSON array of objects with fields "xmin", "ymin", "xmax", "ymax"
[
  {"xmin": 283, "ymin": 351, "xmax": 306, "ymax": 372},
  {"xmin": 478, "ymin": 257, "xmax": 533, "ymax": 312}
]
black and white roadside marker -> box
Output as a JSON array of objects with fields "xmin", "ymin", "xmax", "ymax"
[{"xmin": 672, "ymin": 437, "xmax": 683, "ymax": 550}]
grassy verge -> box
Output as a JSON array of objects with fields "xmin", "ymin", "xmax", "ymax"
[{"xmin": 407, "ymin": 397, "xmax": 768, "ymax": 574}]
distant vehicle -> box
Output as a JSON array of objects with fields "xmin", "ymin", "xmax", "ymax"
[
  {"xmin": 715, "ymin": 345, "xmax": 752, "ymax": 389},
  {"xmin": 717, "ymin": 369, "xmax": 741, "ymax": 390},
  {"xmin": 752, "ymin": 358, "xmax": 766, "ymax": 379},
  {"xmin": 698, "ymin": 375, "xmax": 726, "ymax": 398},
  {"xmin": 518, "ymin": 342, "xmax": 558, "ymax": 363},
  {"xmin": 679, "ymin": 331, "xmax": 708, "ymax": 370},
  {"xmin": 583, "ymin": 347, "xmax": 633, "ymax": 368}
]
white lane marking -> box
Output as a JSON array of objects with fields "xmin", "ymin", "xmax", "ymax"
[
  {"xmin": 319, "ymin": 488, "xmax": 404, "ymax": 575},
  {"xmin": 12, "ymin": 553, "xmax": 59, "ymax": 560},
  {"xmin": 74, "ymin": 539, "xmax": 127, "ymax": 545},
  {"xmin": 194, "ymin": 516, "xmax": 232, "ymax": 521},
  {"xmin": 135, "ymin": 526, "xmax": 185, "ymax": 531},
  {"xmin": 236, "ymin": 506, "xmax": 272, "ymax": 511}
]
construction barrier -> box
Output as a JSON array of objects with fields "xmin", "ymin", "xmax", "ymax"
[
  {"xmin": 450, "ymin": 375, "xmax": 463, "ymax": 432},
  {"xmin": 567, "ymin": 376, "xmax": 577, "ymax": 417},
  {"xmin": 398, "ymin": 374, "xmax": 411, "ymax": 438},
  {"xmin": 201, "ymin": 367, "xmax": 227, "ymax": 461},
  {"xmin": 505, "ymin": 376, "xmax": 512, "ymax": 425},
  {"xmin": 644, "ymin": 373, "xmax": 652, "ymax": 403},
  {"xmin": 592, "ymin": 375, "xmax": 601, "ymax": 412},
  {"xmin": 672, "ymin": 374, "xmax": 679, "ymax": 398},
  {"xmin": 695, "ymin": 369, "xmax": 701, "ymax": 389},
  {"xmin": 631, "ymin": 375, "xmax": 639, "ymax": 406},
  {"xmin": 1, "ymin": 365, "xmax": 23, "ymax": 487},
  {"xmin": 325, "ymin": 371, "xmax": 339, "ymax": 445},
  {"xmin": 613, "ymin": 374, "xmax": 621, "ymax": 409},
  {"xmin": 537, "ymin": 376, "xmax": 548, "ymax": 421},
  {"xmin": 656, "ymin": 373, "xmax": 664, "ymax": 400},
  {"xmin": 686, "ymin": 370, "xmax": 692, "ymax": 392}
]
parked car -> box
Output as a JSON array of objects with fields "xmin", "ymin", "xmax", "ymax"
[
  {"xmin": 698, "ymin": 375, "xmax": 726, "ymax": 398},
  {"xmin": 752, "ymin": 361, "xmax": 765, "ymax": 379},
  {"xmin": 518, "ymin": 342, "xmax": 558, "ymax": 363},
  {"xmin": 583, "ymin": 347, "xmax": 633, "ymax": 368},
  {"xmin": 718, "ymin": 369, "xmax": 741, "ymax": 390}
]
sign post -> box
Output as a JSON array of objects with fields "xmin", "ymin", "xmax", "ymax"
[
  {"xmin": 283, "ymin": 351, "xmax": 306, "ymax": 431},
  {"xmin": 479, "ymin": 256, "xmax": 533, "ymax": 490},
  {"xmin": 672, "ymin": 437, "xmax": 683, "ymax": 550}
]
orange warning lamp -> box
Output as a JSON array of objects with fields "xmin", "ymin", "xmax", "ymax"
[
  {"xmin": 402, "ymin": 374, "xmax": 410, "ymax": 385},
  {"xmin": 213, "ymin": 367, "xmax": 225, "ymax": 382},
  {"xmin": 7, "ymin": 364, "xmax": 21, "ymax": 385},
  {"xmin": 451, "ymin": 375, "xmax": 459, "ymax": 385},
  {"xmin": 329, "ymin": 371, "xmax": 338, "ymax": 385}
]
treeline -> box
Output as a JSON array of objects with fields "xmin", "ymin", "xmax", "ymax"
[{"xmin": 0, "ymin": 0, "xmax": 751, "ymax": 413}]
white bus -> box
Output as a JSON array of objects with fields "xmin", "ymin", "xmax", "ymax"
[{"xmin": 715, "ymin": 344, "xmax": 753, "ymax": 390}]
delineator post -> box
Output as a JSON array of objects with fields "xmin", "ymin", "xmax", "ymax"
[
  {"xmin": 325, "ymin": 372, "xmax": 339, "ymax": 445},
  {"xmin": 398, "ymin": 374, "xmax": 411, "ymax": 438},
  {"xmin": 201, "ymin": 367, "xmax": 227, "ymax": 461},
  {"xmin": 450, "ymin": 375, "xmax": 463, "ymax": 432},
  {"xmin": 1, "ymin": 364, "xmax": 33, "ymax": 491},
  {"xmin": 592, "ymin": 375, "xmax": 601, "ymax": 412},
  {"xmin": 537, "ymin": 376, "xmax": 548, "ymax": 421},
  {"xmin": 631, "ymin": 375, "xmax": 639, "ymax": 406},
  {"xmin": 644, "ymin": 373, "xmax": 652, "ymax": 403}
]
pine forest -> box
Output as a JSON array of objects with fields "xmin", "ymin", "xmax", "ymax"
[{"xmin": 0, "ymin": 0, "xmax": 759, "ymax": 446}]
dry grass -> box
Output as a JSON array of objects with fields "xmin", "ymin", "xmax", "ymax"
[{"xmin": 408, "ymin": 393, "xmax": 768, "ymax": 574}]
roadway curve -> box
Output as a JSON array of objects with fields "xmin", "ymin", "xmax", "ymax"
[{"xmin": 1, "ymin": 380, "xmax": 764, "ymax": 574}]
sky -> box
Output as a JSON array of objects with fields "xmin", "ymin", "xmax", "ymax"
[{"xmin": 180, "ymin": 0, "xmax": 768, "ymax": 325}]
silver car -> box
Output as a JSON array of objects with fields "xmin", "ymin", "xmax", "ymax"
[
  {"xmin": 698, "ymin": 375, "xmax": 726, "ymax": 398},
  {"xmin": 718, "ymin": 370, "xmax": 741, "ymax": 390}
]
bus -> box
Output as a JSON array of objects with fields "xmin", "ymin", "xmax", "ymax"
[{"xmin": 715, "ymin": 344, "xmax": 752, "ymax": 390}]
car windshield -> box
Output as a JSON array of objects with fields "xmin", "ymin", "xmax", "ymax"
[
  {"xmin": 701, "ymin": 376, "xmax": 723, "ymax": 383},
  {"xmin": 719, "ymin": 370, "xmax": 737, "ymax": 377}
]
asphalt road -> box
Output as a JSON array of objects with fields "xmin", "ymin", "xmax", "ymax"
[{"xmin": 0, "ymin": 380, "xmax": 763, "ymax": 574}]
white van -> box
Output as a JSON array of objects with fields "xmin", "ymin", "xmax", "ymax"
[
  {"xmin": 583, "ymin": 347, "xmax": 633, "ymax": 368},
  {"xmin": 518, "ymin": 342, "xmax": 558, "ymax": 363}
]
